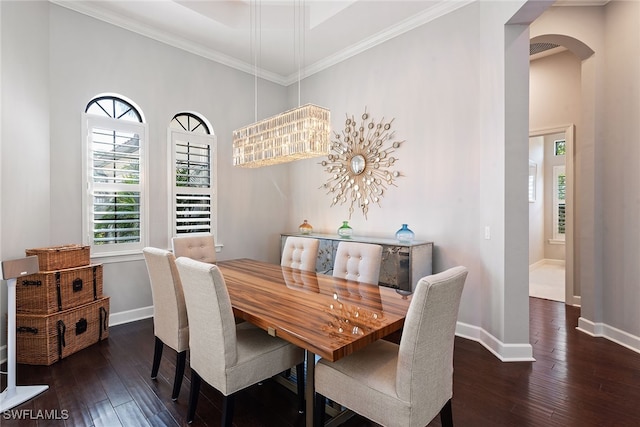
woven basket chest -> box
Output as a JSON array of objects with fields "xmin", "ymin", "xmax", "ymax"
[
  {"xmin": 16, "ymin": 297, "xmax": 110, "ymax": 365},
  {"xmin": 25, "ymin": 244, "xmax": 90, "ymax": 271},
  {"xmin": 15, "ymin": 264, "xmax": 103, "ymax": 314}
]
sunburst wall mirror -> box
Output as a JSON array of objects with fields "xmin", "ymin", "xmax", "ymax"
[{"xmin": 320, "ymin": 108, "xmax": 404, "ymax": 219}]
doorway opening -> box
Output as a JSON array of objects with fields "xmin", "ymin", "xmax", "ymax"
[{"xmin": 529, "ymin": 125, "xmax": 575, "ymax": 304}]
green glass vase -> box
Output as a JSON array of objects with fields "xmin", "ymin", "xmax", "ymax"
[{"xmin": 337, "ymin": 221, "xmax": 353, "ymax": 238}]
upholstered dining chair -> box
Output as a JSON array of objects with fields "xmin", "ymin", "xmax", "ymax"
[
  {"xmin": 172, "ymin": 233, "xmax": 216, "ymax": 264},
  {"xmin": 314, "ymin": 266, "xmax": 468, "ymax": 427},
  {"xmin": 332, "ymin": 241, "xmax": 383, "ymax": 285},
  {"xmin": 281, "ymin": 236, "xmax": 320, "ymax": 271},
  {"xmin": 174, "ymin": 257, "xmax": 306, "ymax": 426},
  {"xmin": 142, "ymin": 247, "xmax": 189, "ymax": 401}
]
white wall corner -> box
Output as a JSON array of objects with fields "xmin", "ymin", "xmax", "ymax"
[
  {"xmin": 456, "ymin": 321, "xmax": 536, "ymax": 362},
  {"xmin": 577, "ymin": 317, "xmax": 640, "ymax": 355}
]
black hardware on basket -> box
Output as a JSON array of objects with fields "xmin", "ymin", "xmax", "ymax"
[
  {"xmin": 16, "ymin": 326, "xmax": 38, "ymax": 334},
  {"xmin": 20, "ymin": 279, "xmax": 42, "ymax": 287},
  {"xmin": 73, "ymin": 278, "xmax": 83, "ymax": 292},
  {"xmin": 55, "ymin": 271, "xmax": 62, "ymax": 311},
  {"xmin": 76, "ymin": 318, "xmax": 88, "ymax": 335},
  {"xmin": 57, "ymin": 320, "xmax": 66, "ymax": 360},
  {"xmin": 99, "ymin": 306, "xmax": 108, "ymax": 341},
  {"xmin": 93, "ymin": 266, "xmax": 98, "ymax": 300}
]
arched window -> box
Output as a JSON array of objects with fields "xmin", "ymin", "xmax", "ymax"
[
  {"xmin": 169, "ymin": 113, "xmax": 217, "ymax": 238},
  {"xmin": 170, "ymin": 112, "xmax": 210, "ymax": 134},
  {"xmin": 83, "ymin": 95, "xmax": 148, "ymax": 256}
]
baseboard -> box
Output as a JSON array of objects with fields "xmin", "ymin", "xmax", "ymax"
[
  {"xmin": 455, "ymin": 321, "xmax": 535, "ymax": 362},
  {"xmin": 529, "ymin": 258, "xmax": 565, "ymax": 271},
  {"xmin": 108, "ymin": 305, "xmax": 154, "ymax": 327},
  {"xmin": 577, "ymin": 317, "xmax": 640, "ymax": 355}
]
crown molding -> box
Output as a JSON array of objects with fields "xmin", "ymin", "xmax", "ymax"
[
  {"xmin": 50, "ymin": 0, "xmax": 288, "ymax": 85},
  {"xmin": 51, "ymin": 0, "xmax": 472, "ymax": 87},
  {"xmin": 284, "ymin": 0, "xmax": 474, "ymax": 86}
]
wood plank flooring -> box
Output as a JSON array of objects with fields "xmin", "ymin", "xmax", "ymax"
[{"xmin": 2, "ymin": 297, "xmax": 640, "ymax": 426}]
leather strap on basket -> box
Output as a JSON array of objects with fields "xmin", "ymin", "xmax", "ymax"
[
  {"xmin": 99, "ymin": 306, "xmax": 108, "ymax": 341},
  {"xmin": 93, "ymin": 266, "xmax": 98, "ymax": 300},
  {"xmin": 55, "ymin": 271, "xmax": 62, "ymax": 311},
  {"xmin": 56, "ymin": 320, "xmax": 66, "ymax": 360}
]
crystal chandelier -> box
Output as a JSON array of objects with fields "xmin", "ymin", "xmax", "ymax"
[
  {"xmin": 232, "ymin": 0, "xmax": 330, "ymax": 168},
  {"xmin": 232, "ymin": 104, "xmax": 330, "ymax": 168}
]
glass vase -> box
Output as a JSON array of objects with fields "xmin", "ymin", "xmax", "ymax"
[
  {"xmin": 298, "ymin": 220, "xmax": 313, "ymax": 235},
  {"xmin": 395, "ymin": 224, "xmax": 415, "ymax": 243},
  {"xmin": 337, "ymin": 221, "xmax": 353, "ymax": 238}
]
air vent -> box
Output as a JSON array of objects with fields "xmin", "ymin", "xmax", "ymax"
[{"xmin": 530, "ymin": 42, "xmax": 560, "ymax": 56}]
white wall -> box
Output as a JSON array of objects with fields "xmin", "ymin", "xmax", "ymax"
[
  {"xmin": 532, "ymin": 1, "xmax": 640, "ymax": 349},
  {"xmin": 3, "ymin": 0, "xmax": 639, "ymax": 361},
  {"xmin": 0, "ymin": 0, "xmax": 51, "ymax": 356},
  {"xmin": 287, "ymin": 1, "xmax": 536, "ymax": 359},
  {"xmin": 0, "ymin": 1, "xmax": 291, "ymax": 346},
  {"xmin": 600, "ymin": 0, "xmax": 640, "ymax": 344}
]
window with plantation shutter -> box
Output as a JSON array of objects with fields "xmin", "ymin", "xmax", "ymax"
[
  {"xmin": 553, "ymin": 165, "xmax": 566, "ymax": 241},
  {"xmin": 83, "ymin": 95, "xmax": 148, "ymax": 256},
  {"xmin": 169, "ymin": 113, "xmax": 217, "ymax": 239}
]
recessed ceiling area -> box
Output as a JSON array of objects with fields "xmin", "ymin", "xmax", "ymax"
[{"xmin": 52, "ymin": 0, "xmax": 609, "ymax": 85}]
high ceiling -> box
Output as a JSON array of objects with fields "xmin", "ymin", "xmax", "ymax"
[
  {"xmin": 52, "ymin": 0, "xmax": 610, "ymax": 86},
  {"xmin": 52, "ymin": 0, "xmax": 473, "ymax": 85}
]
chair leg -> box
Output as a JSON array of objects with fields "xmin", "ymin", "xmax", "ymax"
[
  {"xmin": 295, "ymin": 362, "xmax": 305, "ymax": 413},
  {"xmin": 187, "ymin": 371, "xmax": 202, "ymax": 424},
  {"xmin": 222, "ymin": 394, "xmax": 235, "ymax": 427},
  {"xmin": 440, "ymin": 399, "xmax": 453, "ymax": 427},
  {"xmin": 151, "ymin": 337, "xmax": 163, "ymax": 379},
  {"xmin": 172, "ymin": 350, "xmax": 187, "ymax": 401},
  {"xmin": 314, "ymin": 393, "xmax": 326, "ymax": 427}
]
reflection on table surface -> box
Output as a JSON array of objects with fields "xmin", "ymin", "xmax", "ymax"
[{"xmin": 216, "ymin": 258, "xmax": 412, "ymax": 362}]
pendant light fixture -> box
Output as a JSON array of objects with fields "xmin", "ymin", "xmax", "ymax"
[{"xmin": 232, "ymin": 0, "xmax": 330, "ymax": 168}]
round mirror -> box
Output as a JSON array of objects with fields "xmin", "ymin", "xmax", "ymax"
[{"xmin": 350, "ymin": 154, "xmax": 366, "ymax": 175}]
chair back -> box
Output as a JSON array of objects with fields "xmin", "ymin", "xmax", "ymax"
[
  {"xmin": 281, "ymin": 236, "xmax": 319, "ymax": 271},
  {"xmin": 332, "ymin": 241, "xmax": 383, "ymax": 284},
  {"xmin": 175, "ymin": 257, "xmax": 238, "ymax": 388},
  {"xmin": 172, "ymin": 233, "xmax": 216, "ymax": 263},
  {"xmin": 396, "ymin": 266, "xmax": 467, "ymax": 410},
  {"xmin": 142, "ymin": 247, "xmax": 189, "ymax": 352}
]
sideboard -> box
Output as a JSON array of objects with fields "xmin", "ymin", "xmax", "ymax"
[{"xmin": 280, "ymin": 233, "xmax": 433, "ymax": 292}]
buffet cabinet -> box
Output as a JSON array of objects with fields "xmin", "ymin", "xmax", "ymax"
[{"xmin": 280, "ymin": 233, "xmax": 433, "ymax": 292}]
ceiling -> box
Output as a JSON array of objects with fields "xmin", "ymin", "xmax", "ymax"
[
  {"xmin": 52, "ymin": 0, "xmax": 610, "ymax": 86},
  {"xmin": 52, "ymin": 0, "xmax": 474, "ymax": 85}
]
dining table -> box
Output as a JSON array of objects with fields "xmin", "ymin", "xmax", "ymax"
[{"xmin": 216, "ymin": 258, "xmax": 413, "ymax": 426}]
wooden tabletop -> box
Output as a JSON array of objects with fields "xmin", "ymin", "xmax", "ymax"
[{"xmin": 217, "ymin": 259, "xmax": 412, "ymax": 362}]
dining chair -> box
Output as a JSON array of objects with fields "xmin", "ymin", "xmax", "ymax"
[
  {"xmin": 332, "ymin": 241, "xmax": 383, "ymax": 285},
  {"xmin": 172, "ymin": 233, "xmax": 216, "ymax": 264},
  {"xmin": 314, "ymin": 266, "xmax": 468, "ymax": 427},
  {"xmin": 174, "ymin": 256, "xmax": 306, "ymax": 426},
  {"xmin": 142, "ymin": 247, "xmax": 189, "ymax": 401},
  {"xmin": 281, "ymin": 236, "xmax": 319, "ymax": 271}
]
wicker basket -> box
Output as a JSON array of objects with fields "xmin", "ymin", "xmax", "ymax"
[
  {"xmin": 16, "ymin": 297, "xmax": 110, "ymax": 366},
  {"xmin": 25, "ymin": 245, "xmax": 90, "ymax": 271},
  {"xmin": 15, "ymin": 264, "xmax": 103, "ymax": 314}
]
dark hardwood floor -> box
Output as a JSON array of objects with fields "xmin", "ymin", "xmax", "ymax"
[{"xmin": 2, "ymin": 297, "xmax": 640, "ymax": 426}]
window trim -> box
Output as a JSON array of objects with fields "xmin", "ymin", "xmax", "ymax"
[{"xmin": 82, "ymin": 113, "xmax": 149, "ymax": 257}]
